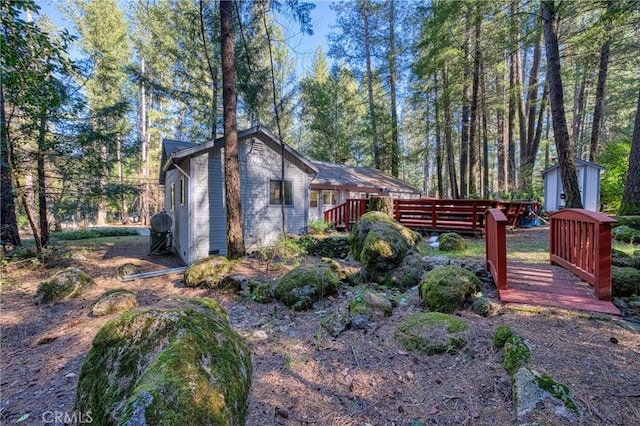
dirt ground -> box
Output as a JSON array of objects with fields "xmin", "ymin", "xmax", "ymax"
[{"xmin": 1, "ymin": 227, "xmax": 639, "ymax": 425}]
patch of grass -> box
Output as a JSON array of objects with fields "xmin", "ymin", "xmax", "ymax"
[
  {"xmin": 418, "ymin": 236, "xmax": 485, "ymax": 259},
  {"xmin": 50, "ymin": 228, "xmax": 139, "ymax": 241}
]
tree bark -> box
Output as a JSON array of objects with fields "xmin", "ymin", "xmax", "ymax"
[
  {"xmin": 468, "ymin": 12, "xmax": 481, "ymax": 196},
  {"xmin": 362, "ymin": 0, "xmax": 379, "ymax": 170},
  {"xmin": 442, "ymin": 62, "xmax": 459, "ymax": 199},
  {"xmin": 542, "ymin": 0, "xmax": 583, "ymax": 209},
  {"xmin": 0, "ymin": 81, "xmax": 21, "ymax": 249},
  {"xmin": 37, "ymin": 113, "xmax": 49, "ymax": 247},
  {"xmin": 619, "ymin": 90, "xmax": 640, "ymax": 215},
  {"xmin": 589, "ymin": 40, "xmax": 609, "ymax": 162},
  {"xmin": 433, "ymin": 72, "xmax": 444, "ymax": 198},
  {"xmin": 496, "ymin": 72, "xmax": 506, "ymax": 195},
  {"xmin": 460, "ymin": 13, "xmax": 471, "ymax": 198},
  {"xmin": 368, "ymin": 196, "xmax": 394, "ymax": 216},
  {"xmin": 221, "ymin": 0, "xmax": 245, "ymax": 258},
  {"xmin": 388, "ymin": 0, "xmax": 400, "ymax": 177}
]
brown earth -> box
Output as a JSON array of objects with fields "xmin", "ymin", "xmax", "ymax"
[{"xmin": 1, "ymin": 227, "xmax": 639, "ymax": 425}]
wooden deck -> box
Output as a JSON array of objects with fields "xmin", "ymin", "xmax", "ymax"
[{"xmin": 498, "ymin": 262, "xmax": 620, "ymax": 315}]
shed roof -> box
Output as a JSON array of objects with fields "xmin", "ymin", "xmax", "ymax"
[
  {"xmin": 310, "ymin": 160, "xmax": 422, "ymax": 195},
  {"xmin": 541, "ymin": 158, "xmax": 604, "ymax": 176}
]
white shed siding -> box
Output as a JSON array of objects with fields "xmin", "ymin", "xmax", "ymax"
[
  {"xmin": 542, "ymin": 160, "xmax": 602, "ymax": 212},
  {"xmin": 170, "ymin": 161, "xmax": 190, "ymax": 264},
  {"xmin": 240, "ymin": 138, "xmax": 308, "ymax": 249},
  {"xmin": 189, "ymin": 153, "xmax": 210, "ymax": 262},
  {"xmin": 208, "ymin": 147, "xmax": 227, "ymax": 256}
]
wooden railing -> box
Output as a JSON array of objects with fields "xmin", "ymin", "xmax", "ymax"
[
  {"xmin": 394, "ymin": 199, "xmax": 497, "ymax": 233},
  {"xmin": 323, "ymin": 199, "xmax": 368, "ymax": 231},
  {"xmin": 485, "ymin": 208, "xmax": 508, "ymax": 292},
  {"xmin": 549, "ymin": 209, "xmax": 617, "ymax": 300}
]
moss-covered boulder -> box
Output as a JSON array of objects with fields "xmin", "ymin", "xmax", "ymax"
[
  {"xmin": 321, "ymin": 309, "xmax": 350, "ymax": 337},
  {"xmin": 274, "ymin": 265, "xmax": 340, "ymax": 310},
  {"xmin": 349, "ymin": 290, "xmax": 393, "ymax": 329},
  {"xmin": 419, "ymin": 265, "xmax": 479, "ymax": 313},
  {"xmin": 394, "ymin": 312, "xmax": 468, "ymax": 355},
  {"xmin": 115, "ymin": 263, "xmax": 140, "ymax": 281},
  {"xmin": 74, "ymin": 298, "xmax": 251, "ymax": 425},
  {"xmin": 611, "ymin": 249, "xmax": 640, "ymax": 269},
  {"xmin": 35, "ymin": 267, "xmax": 95, "ymax": 304},
  {"xmin": 92, "ymin": 290, "xmax": 138, "ymax": 317},
  {"xmin": 384, "ymin": 254, "xmax": 431, "ymax": 290},
  {"xmin": 470, "ymin": 295, "xmax": 491, "ymax": 316},
  {"xmin": 612, "ymin": 225, "xmax": 640, "ymax": 243},
  {"xmin": 183, "ymin": 256, "xmax": 235, "ymax": 288},
  {"xmin": 300, "ymin": 235, "xmax": 350, "ymax": 259},
  {"xmin": 612, "ymin": 266, "xmax": 640, "ymax": 297},
  {"xmin": 503, "ymin": 335, "xmax": 532, "ymax": 375},
  {"xmin": 493, "ymin": 325, "xmax": 514, "ymax": 349},
  {"xmin": 349, "ymin": 211, "xmax": 421, "ymax": 264},
  {"xmin": 438, "ymin": 233, "xmax": 467, "ymax": 252}
]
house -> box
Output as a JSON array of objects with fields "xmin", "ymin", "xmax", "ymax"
[
  {"xmin": 541, "ymin": 158, "xmax": 604, "ymax": 212},
  {"xmin": 160, "ymin": 126, "xmax": 318, "ymax": 264},
  {"xmin": 308, "ymin": 160, "xmax": 423, "ymax": 221}
]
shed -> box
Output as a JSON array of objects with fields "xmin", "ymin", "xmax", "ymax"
[{"xmin": 541, "ymin": 158, "xmax": 603, "ymax": 212}]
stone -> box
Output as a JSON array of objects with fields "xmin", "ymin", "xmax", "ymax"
[
  {"xmin": 35, "ymin": 267, "xmax": 95, "ymax": 304},
  {"xmin": 321, "ymin": 309, "xmax": 350, "ymax": 337},
  {"xmin": 115, "ymin": 263, "xmax": 140, "ymax": 281},
  {"xmin": 274, "ymin": 265, "xmax": 340, "ymax": 310},
  {"xmin": 300, "ymin": 235, "xmax": 350, "ymax": 259},
  {"xmin": 503, "ymin": 335, "xmax": 531, "ymax": 375},
  {"xmin": 183, "ymin": 256, "xmax": 235, "ymax": 288},
  {"xmin": 419, "ymin": 265, "xmax": 479, "ymax": 313},
  {"xmin": 612, "ymin": 225, "xmax": 640, "ymax": 244},
  {"xmin": 219, "ymin": 274, "xmax": 250, "ymax": 292},
  {"xmin": 394, "ymin": 312, "xmax": 467, "ymax": 355},
  {"xmin": 348, "ymin": 290, "xmax": 393, "ymax": 329},
  {"xmin": 92, "ymin": 290, "xmax": 138, "ymax": 317},
  {"xmin": 471, "ymin": 295, "xmax": 491, "ymax": 316},
  {"xmin": 74, "ymin": 298, "xmax": 251, "ymax": 425},
  {"xmin": 512, "ymin": 367, "xmax": 578, "ymax": 420},
  {"xmin": 438, "ymin": 233, "xmax": 467, "ymax": 251}
]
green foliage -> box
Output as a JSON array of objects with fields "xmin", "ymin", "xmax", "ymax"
[
  {"xmin": 599, "ymin": 139, "xmax": 630, "ymax": 212},
  {"xmin": 307, "ymin": 219, "xmax": 333, "ymax": 234},
  {"xmin": 255, "ymin": 235, "xmax": 306, "ymax": 271},
  {"xmin": 493, "ymin": 325, "xmax": 514, "ymax": 349},
  {"xmin": 503, "ymin": 335, "xmax": 531, "ymax": 375}
]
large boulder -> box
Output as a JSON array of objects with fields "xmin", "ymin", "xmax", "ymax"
[
  {"xmin": 612, "ymin": 225, "xmax": 640, "ymax": 244},
  {"xmin": 299, "ymin": 235, "xmax": 350, "ymax": 259},
  {"xmin": 92, "ymin": 290, "xmax": 138, "ymax": 317},
  {"xmin": 348, "ymin": 289, "xmax": 393, "ymax": 329},
  {"xmin": 438, "ymin": 233, "xmax": 467, "ymax": 252},
  {"xmin": 74, "ymin": 298, "xmax": 251, "ymax": 425},
  {"xmin": 183, "ymin": 256, "xmax": 235, "ymax": 288},
  {"xmin": 35, "ymin": 267, "xmax": 95, "ymax": 304},
  {"xmin": 349, "ymin": 212, "xmax": 421, "ymax": 281},
  {"xmin": 419, "ymin": 265, "xmax": 479, "ymax": 313},
  {"xmin": 274, "ymin": 265, "xmax": 340, "ymax": 310},
  {"xmin": 394, "ymin": 312, "xmax": 468, "ymax": 355},
  {"xmin": 612, "ymin": 266, "xmax": 640, "ymax": 297}
]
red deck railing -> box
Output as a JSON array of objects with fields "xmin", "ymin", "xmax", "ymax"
[
  {"xmin": 549, "ymin": 209, "xmax": 617, "ymax": 300},
  {"xmin": 323, "ymin": 199, "xmax": 368, "ymax": 230},
  {"xmin": 485, "ymin": 208, "xmax": 508, "ymax": 292}
]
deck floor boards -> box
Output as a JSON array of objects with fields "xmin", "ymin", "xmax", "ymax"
[{"xmin": 499, "ymin": 261, "xmax": 620, "ymax": 315}]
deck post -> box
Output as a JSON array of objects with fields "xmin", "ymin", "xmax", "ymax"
[{"xmin": 485, "ymin": 208, "xmax": 508, "ymax": 291}]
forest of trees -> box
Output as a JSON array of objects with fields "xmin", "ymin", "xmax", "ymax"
[{"xmin": 2, "ymin": 0, "xmax": 640, "ymax": 255}]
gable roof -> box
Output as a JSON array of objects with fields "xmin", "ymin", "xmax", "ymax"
[
  {"xmin": 310, "ymin": 160, "xmax": 422, "ymax": 195},
  {"xmin": 540, "ymin": 158, "xmax": 604, "ymax": 176},
  {"xmin": 159, "ymin": 126, "xmax": 318, "ymax": 183}
]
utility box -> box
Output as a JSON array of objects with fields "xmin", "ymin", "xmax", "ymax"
[
  {"xmin": 150, "ymin": 212, "xmax": 173, "ymax": 254},
  {"xmin": 541, "ymin": 158, "xmax": 603, "ymax": 212}
]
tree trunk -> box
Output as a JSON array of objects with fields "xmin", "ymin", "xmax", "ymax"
[
  {"xmin": 37, "ymin": 113, "xmax": 49, "ymax": 247},
  {"xmin": 542, "ymin": 0, "xmax": 583, "ymax": 209},
  {"xmin": 434, "ymin": 72, "xmax": 444, "ymax": 198},
  {"xmin": 221, "ymin": 0, "xmax": 245, "ymax": 258},
  {"xmin": 508, "ymin": 51, "xmax": 517, "ymax": 194},
  {"xmin": 362, "ymin": 0, "xmax": 379, "ymax": 170},
  {"xmin": 388, "ymin": 0, "xmax": 400, "ymax": 177},
  {"xmin": 0, "ymin": 81, "xmax": 21, "ymax": 249},
  {"xmin": 140, "ymin": 58, "xmax": 150, "ymax": 225},
  {"xmin": 619, "ymin": 90, "xmax": 640, "ymax": 215},
  {"xmin": 460, "ymin": 13, "xmax": 471, "ymax": 198},
  {"xmin": 589, "ymin": 40, "xmax": 609, "ymax": 162},
  {"xmin": 570, "ymin": 68, "xmax": 587, "ymax": 155},
  {"xmin": 496, "ymin": 72, "xmax": 506, "ymax": 195},
  {"xmin": 442, "ymin": 62, "xmax": 459, "ymax": 199},
  {"xmin": 468, "ymin": 13, "xmax": 481, "ymax": 196},
  {"xmin": 368, "ymin": 196, "xmax": 394, "ymax": 217},
  {"xmin": 199, "ymin": 0, "xmax": 218, "ymax": 140}
]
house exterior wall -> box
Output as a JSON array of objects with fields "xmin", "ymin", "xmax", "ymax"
[
  {"xmin": 240, "ymin": 138, "xmax": 308, "ymax": 249},
  {"xmin": 543, "ymin": 162, "xmax": 601, "ymax": 212},
  {"xmin": 164, "ymin": 161, "xmax": 191, "ymax": 265},
  {"xmin": 189, "ymin": 153, "xmax": 211, "ymax": 262},
  {"xmin": 208, "ymin": 146, "xmax": 227, "ymax": 257}
]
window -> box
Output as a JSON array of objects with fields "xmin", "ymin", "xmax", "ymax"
[
  {"xmin": 310, "ymin": 191, "xmax": 319, "ymax": 208},
  {"xmin": 180, "ymin": 177, "xmax": 185, "ymax": 206},
  {"xmin": 170, "ymin": 183, "xmax": 175, "ymax": 211},
  {"xmin": 322, "ymin": 190, "xmax": 338, "ymax": 206},
  {"xmin": 270, "ymin": 180, "xmax": 293, "ymax": 205}
]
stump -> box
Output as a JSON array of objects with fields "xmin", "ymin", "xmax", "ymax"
[{"xmin": 368, "ymin": 196, "xmax": 394, "ymax": 217}]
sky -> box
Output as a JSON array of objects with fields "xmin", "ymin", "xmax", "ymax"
[{"xmin": 37, "ymin": 0, "xmax": 337, "ymax": 78}]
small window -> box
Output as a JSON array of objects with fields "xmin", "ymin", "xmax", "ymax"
[
  {"xmin": 170, "ymin": 183, "xmax": 175, "ymax": 211},
  {"xmin": 180, "ymin": 177, "xmax": 185, "ymax": 206},
  {"xmin": 270, "ymin": 180, "xmax": 292, "ymax": 205},
  {"xmin": 322, "ymin": 190, "xmax": 338, "ymax": 206},
  {"xmin": 310, "ymin": 191, "xmax": 319, "ymax": 208}
]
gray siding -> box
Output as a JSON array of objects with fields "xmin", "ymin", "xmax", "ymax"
[
  {"xmin": 240, "ymin": 138, "xmax": 308, "ymax": 249},
  {"xmin": 190, "ymin": 153, "xmax": 210, "ymax": 262},
  {"xmin": 168, "ymin": 160, "xmax": 190, "ymax": 264},
  {"xmin": 208, "ymin": 147, "xmax": 227, "ymax": 256}
]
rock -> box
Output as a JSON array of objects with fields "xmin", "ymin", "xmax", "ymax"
[
  {"xmin": 493, "ymin": 325, "xmax": 514, "ymax": 349},
  {"xmin": 115, "ymin": 263, "xmax": 140, "ymax": 281},
  {"xmin": 274, "ymin": 265, "xmax": 340, "ymax": 310},
  {"xmin": 35, "ymin": 267, "xmax": 95, "ymax": 304},
  {"xmin": 238, "ymin": 279, "xmax": 273, "ymax": 303},
  {"xmin": 438, "ymin": 233, "xmax": 467, "ymax": 251},
  {"xmin": 300, "ymin": 235, "xmax": 350, "ymax": 259},
  {"xmin": 503, "ymin": 335, "xmax": 531, "ymax": 375},
  {"xmin": 323, "ymin": 258, "xmax": 361, "ymax": 284},
  {"xmin": 512, "ymin": 367, "xmax": 578, "ymax": 420},
  {"xmin": 612, "ymin": 225, "xmax": 640, "ymax": 243},
  {"xmin": 348, "ymin": 290, "xmax": 393, "ymax": 329},
  {"xmin": 611, "ymin": 249, "xmax": 639, "ymax": 269},
  {"xmin": 383, "ymin": 254, "xmax": 431, "ymax": 290},
  {"xmin": 424, "ymin": 255, "xmax": 451, "ymax": 269},
  {"xmin": 470, "ymin": 295, "xmax": 491, "ymax": 316},
  {"xmin": 183, "ymin": 256, "xmax": 235, "ymax": 288},
  {"xmin": 74, "ymin": 298, "xmax": 252, "ymax": 425},
  {"xmin": 419, "ymin": 265, "xmax": 479, "ymax": 313},
  {"xmin": 612, "ymin": 266, "xmax": 640, "ymax": 297},
  {"xmin": 219, "ymin": 274, "xmax": 250, "ymax": 292},
  {"xmin": 92, "ymin": 290, "xmax": 138, "ymax": 317},
  {"xmin": 394, "ymin": 312, "xmax": 468, "ymax": 355},
  {"xmin": 70, "ymin": 252, "xmax": 88, "ymax": 262},
  {"xmin": 321, "ymin": 309, "xmax": 350, "ymax": 337}
]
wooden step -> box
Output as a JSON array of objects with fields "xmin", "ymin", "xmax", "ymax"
[{"xmin": 498, "ymin": 288, "xmax": 620, "ymax": 316}]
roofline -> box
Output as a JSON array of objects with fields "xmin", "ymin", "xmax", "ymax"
[{"xmin": 540, "ymin": 158, "xmax": 604, "ymax": 175}]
